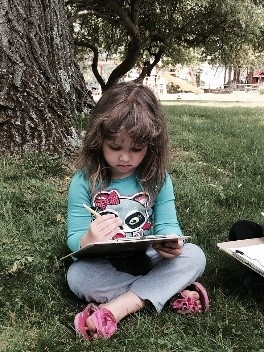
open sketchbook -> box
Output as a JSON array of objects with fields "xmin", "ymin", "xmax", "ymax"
[
  {"xmin": 217, "ymin": 237, "xmax": 264, "ymax": 277},
  {"xmin": 61, "ymin": 235, "xmax": 190, "ymax": 260}
]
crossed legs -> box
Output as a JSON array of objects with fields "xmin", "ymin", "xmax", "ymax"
[{"xmin": 67, "ymin": 243, "xmax": 207, "ymax": 339}]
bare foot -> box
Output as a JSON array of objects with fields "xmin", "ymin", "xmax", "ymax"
[
  {"xmin": 85, "ymin": 316, "xmax": 98, "ymax": 339},
  {"xmin": 179, "ymin": 289, "xmax": 202, "ymax": 312},
  {"xmin": 100, "ymin": 291, "xmax": 145, "ymax": 321},
  {"xmin": 85, "ymin": 292, "xmax": 145, "ymax": 339},
  {"xmin": 81, "ymin": 304, "xmax": 99, "ymax": 339}
]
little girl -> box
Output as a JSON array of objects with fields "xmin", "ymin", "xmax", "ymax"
[{"xmin": 67, "ymin": 81, "xmax": 209, "ymax": 341}]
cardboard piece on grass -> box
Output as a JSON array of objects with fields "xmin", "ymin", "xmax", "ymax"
[{"xmin": 217, "ymin": 237, "xmax": 264, "ymax": 278}]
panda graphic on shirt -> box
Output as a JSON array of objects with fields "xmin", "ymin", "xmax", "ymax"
[{"xmin": 92, "ymin": 190, "xmax": 152, "ymax": 238}]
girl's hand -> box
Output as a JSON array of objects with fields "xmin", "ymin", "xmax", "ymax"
[
  {"xmin": 153, "ymin": 238, "xmax": 183, "ymax": 259},
  {"xmin": 81, "ymin": 214, "xmax": 123, "ymax": 247}
]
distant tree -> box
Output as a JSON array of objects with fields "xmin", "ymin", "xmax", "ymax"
[
  {"xmin": 66, "ymin": 0, "xmax": 264, "ymax": 91},
  {"xmin": 0, "ymin": 0, "xmax": 93, "ymax": 154}
]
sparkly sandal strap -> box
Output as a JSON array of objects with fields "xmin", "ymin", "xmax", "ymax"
[
  {"xmin": 91, "ymin": 308, "xmax": 117, "ymax": 338},
  {"xmin": 171, "ymin": 295, "xmax": 200, "ymax": 314}
]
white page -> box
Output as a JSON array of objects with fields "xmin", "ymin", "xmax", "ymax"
[{"xmin": 230, "ymin": 244, "xmax": 264, "ymax": 268}]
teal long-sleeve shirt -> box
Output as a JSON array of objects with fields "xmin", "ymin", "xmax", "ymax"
[{"xmin": 67, "ymin": 171, "xmax": 183, "ymax": 252}]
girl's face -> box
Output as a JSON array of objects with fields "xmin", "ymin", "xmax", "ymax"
[{"xmin": 102, "ymin": 132, "xmax": 148, "ymax": 179}]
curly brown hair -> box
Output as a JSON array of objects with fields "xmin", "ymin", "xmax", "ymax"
[{"xmin": 77, "ymin": 81, "xmax": 169, "ymax": 201}]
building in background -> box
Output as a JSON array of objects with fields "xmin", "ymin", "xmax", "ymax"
[{"xmin": 78, "ymin": 58, "xmax": 264, "ymax": 98}]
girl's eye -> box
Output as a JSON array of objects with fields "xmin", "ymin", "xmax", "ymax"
[
  {"xmin": 131, "ymin": 146, "xmax": 145, "ymax": 152},
  {"xmin": 109, "ymin": 145, "xmax": 121, "ymax": 151}
]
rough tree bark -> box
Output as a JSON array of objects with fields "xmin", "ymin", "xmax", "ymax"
[{"xmin": 0, "ymin": 0, "xmax": 94, "ymax": 155}]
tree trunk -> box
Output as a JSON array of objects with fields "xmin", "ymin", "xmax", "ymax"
[
  {"xmin": 0, "ymin": 0, "xmax": 94, "ymax": 155},
  {"xmin": 226, "ymin": 66, "xmax": 232, "ymax": 84},
  {"xmin": 233, "ymin": 68, "xmax": 241, "ymax": 83}
]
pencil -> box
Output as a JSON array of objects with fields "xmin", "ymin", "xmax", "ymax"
[{"xmin": 82, "ymin": 203, "xmax": 101, "ymax": 218}]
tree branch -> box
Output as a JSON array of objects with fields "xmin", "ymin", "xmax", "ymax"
[{"xmin": 74, "ymin": 40, "xmax": 106, "ymax": 90}]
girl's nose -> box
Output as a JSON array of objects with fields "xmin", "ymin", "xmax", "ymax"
[{"xmin": 120, "ymin": 152, "xmax": 130, "ymax": 162}]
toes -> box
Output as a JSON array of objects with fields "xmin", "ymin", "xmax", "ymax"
[
  {"xmin": 85, "ymin": 317, "xmax": 97, "ymax": 338},
  {"xmin": 196, "ymin": 301, "xmax": 202, "ymax": 311},
  {"xmin": 181, "ymin": 289, "xmax": 200, "ymax": 301}
]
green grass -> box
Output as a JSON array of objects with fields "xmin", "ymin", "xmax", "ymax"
[{"xmin": 0, "ymin": 103, "xmax": 264, "ymax": 351}]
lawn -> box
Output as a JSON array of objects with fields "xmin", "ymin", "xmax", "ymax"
[{"xmin": 0, "ymin": 102, "xmax": 263, "ymax": 352}]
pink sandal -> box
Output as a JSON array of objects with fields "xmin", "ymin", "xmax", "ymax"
[
  {"xmin": 74, "ymin": 303, "xmax": 117, "ymax": 340},
  {"xmin": 170, "ymin": 282, "xmax": 209, "ymax": 314}
]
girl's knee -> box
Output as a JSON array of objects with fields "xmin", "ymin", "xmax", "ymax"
[
  {"xmin": 66, "ymin": 260, "xmax": 88, "ymax": 294},
  {"xmin": 184, "ymin": 243, "xmax": 206, "ymax": 270},
  {"xmin": 67, "ymin": 262, "xmax": 80, "ymax": 288}
]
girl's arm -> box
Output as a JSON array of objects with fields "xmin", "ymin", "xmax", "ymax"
[
  {"xmin": 153, "ymin": 173, "xmax": 184, "ymax": 258},
  {"xmin": 67, "ymin": 172, "xmax": 122, "ymax": 252},
  {"xmin": 67, "ymin": 172, "xmax": 93, "ymax": 252},
  {"xmin": 153, "ymin": 172, "xmax": 183, "ymax": 237}
]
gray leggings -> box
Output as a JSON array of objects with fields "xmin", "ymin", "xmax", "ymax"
[{"xmin": 67, "ymin": 243, "xmax": 206, "ymax": 312}]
